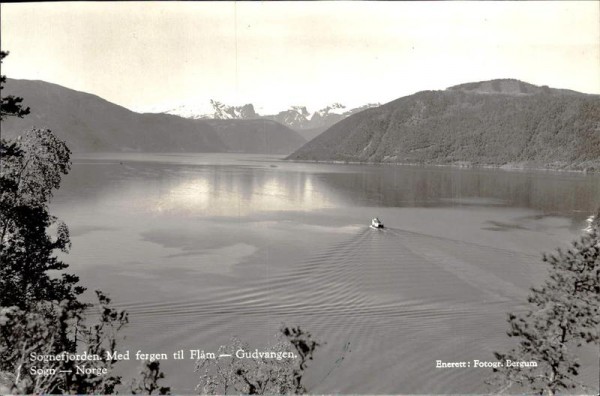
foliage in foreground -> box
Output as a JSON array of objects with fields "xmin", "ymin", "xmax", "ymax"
[
  {"xmin": 0, "ymin": 292, "xmax": 126, "ymax": 394},
  {"xmin": 489, "ymin": 217, "xmax": 599, "ymax": 395},
  {"xmin": 0, "ymin": 52, "xmax": 170, "ymax": 394},
  {"xmin": 1, "ymin": 50, "xmax": 79, "ymax": 312},
  {"xmin": 0, "ymin": 128, "xmax": 80, "ymax": 310},
  {"xmin": 1, "ymin": 51, "xmax": 30, "ymax": 120},
  {"xmin": 130, "ymin": 361, "xmax": 171, "ymax": 395},
  {"xmin": 196, "ymin": 326, "xmax": 320, "ymax": 395}
]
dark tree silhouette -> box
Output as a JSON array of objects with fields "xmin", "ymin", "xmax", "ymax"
[
  {"xmin": 196, "ymin": 326, "xmax": 321, "ymax": 394},
  {"xmin": 1, "ymin": 53, "xmax": 83, "ymax": 310},
  {"xmin": 130, "ymin": 361, "xmax": 171, "ymax": 395},
  {"xmin": 1, "ymin": 51, "xmax": 30, "ymax": 120},
  {"xmin": 489, "ymin": 219, "xmax": 599, "ymax": 395},
  {"xmin": 0, "ymin": 128, "xmax": 82, "ymax": 310},
  {"xmin": 0, "ymin": 51, "xmax": 170, "ymax": 394}
]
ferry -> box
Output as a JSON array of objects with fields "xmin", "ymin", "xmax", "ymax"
[{"xmin": 370, "ymin": 217, "xmax": 384, "ymax": 229}]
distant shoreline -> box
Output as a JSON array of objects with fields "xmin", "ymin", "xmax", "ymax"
[
  {"xmin": 68, "ymin": 152, "xmax": 599, "ymax": 174},
  {"xmin": 284, "ymin": 159, "xmax": 600, "ymax": 174}
]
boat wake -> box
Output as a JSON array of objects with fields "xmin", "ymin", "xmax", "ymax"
[{"xmin": 114, "ymin": 223, "xmax": 596, "ymax": 394}]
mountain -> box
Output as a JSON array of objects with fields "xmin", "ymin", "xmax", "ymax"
[
  {"xmin": 160, "ymin": 104, "xmax": 213, "ymax": 120},
  {"xmin": 156, "ymin": 100, "xmax": 381, "ymax": 139},
  {"xmin": 209, "ymin": 101, "xmax": 257, "ymax": 120},
  {"xmin": 1, "ymin": 79, "xmax": 304, "ymax": 155},
  {"xmin": 267, "ymin": 106, "xmax": 312, "ymax": 129},
  {"xmin": 163, "ymin": 100, "xmax": 258, "ymax": 120},
  {"xmin": 287, "ymin": 79, "xmax": 600, "ymax": 171},
  {"xmin": 293, "ymin": 126, "xmax": 331, "ymax": 142},
  {"xmin": 264, "ymin": 103, "xmax": 380, "ymax": 135},
  {"xmin": 204, "ymin": 119, "xmax": 306, "ymax": 154},
  {"xmin": 1, "ymin": 79, "xmax": 226, "ymax": 153},
  {"xmin": 447, "ymin": 79, "xmax": 582, "ymax": 96}
]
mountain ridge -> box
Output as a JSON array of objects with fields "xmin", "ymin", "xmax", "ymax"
[
  {"xmin": 287, "ymin": 79, "xmax": 600, "ymax": 171},
  {"xmin": 1, "ymin": 78, "xmax": 227, "ymax": 152},
  {"xmin": 157, "ymin": 100, "xmax": 381, "ymax": 138},
  {"xmin": 446, "ymin": 78, "xmax": 584, "ymax": 96},
  {"xmin": 1, "ymin": 79, "xmax": 305, "ymax": 154}
]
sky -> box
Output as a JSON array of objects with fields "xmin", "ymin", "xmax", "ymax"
[{"xmin": 1, "ymin": 1, "xmax": 599, "ymax": 114}]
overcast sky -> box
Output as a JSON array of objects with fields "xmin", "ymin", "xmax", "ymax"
[{"xmin": 1, "ymin": 1, "xmax": 598, "ymax": 114}]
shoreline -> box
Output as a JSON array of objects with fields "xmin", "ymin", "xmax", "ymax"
[
  {"xmin": 69, "ymin": 152, "xmax": 599, "ymax": 175},
  {"xmin": 284, "ymin": 158, "xmax": 599, "ymax": 174}
]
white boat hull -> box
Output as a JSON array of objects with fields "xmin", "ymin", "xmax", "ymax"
[{"xmin": 370, "ymin": 217, "xmax": 384, "ymax": 229}]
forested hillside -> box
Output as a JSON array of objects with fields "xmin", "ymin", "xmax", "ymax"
[{"xmin": 288, "ymin": 80, "xmax": 600, "ymax": 171}]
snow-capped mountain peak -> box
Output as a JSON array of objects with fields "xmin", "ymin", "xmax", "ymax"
[
  {"xmin": 153, "ymin": 100, "xmax": 382, "ymax": 133},
  {"xmin": 158, "ymin": 100, "xmax": 257, "ymax": 120},
  {"xmin": 161, "ymin": 103, "xmax": 213, "ymax": 119},
  {"xmin": 311, "ymin": 103, "xmax": 347, "ymax": 120},
  {"xmin": 210, "ymin": 100, "xmax": 257, "ymax": 120}
]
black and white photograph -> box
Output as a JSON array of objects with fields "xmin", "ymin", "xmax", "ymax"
[{"xmin": 1, "ymin": 1, "xmax": 599, "ymax": 395}]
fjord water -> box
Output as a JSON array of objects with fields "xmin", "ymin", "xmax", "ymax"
[{"xmin": 52, "ymin": 153, "xmax": 600, "ymax": 394}]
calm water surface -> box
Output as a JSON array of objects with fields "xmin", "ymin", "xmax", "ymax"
[{"xmin": 51, "ymin": 153, "xmax": 600, "ymax": 394}]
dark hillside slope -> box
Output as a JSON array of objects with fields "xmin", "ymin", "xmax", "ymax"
[
  {"xmin": 288, "ymin": 80, "xmax": 600, "ymax": 170},
  {"xmin": 1, "ymin": 79, "xmax": 226, "ymax": 153},
  {"xmin": 204, "ymin": 119, "xmax": 306, "ymax": 155}
]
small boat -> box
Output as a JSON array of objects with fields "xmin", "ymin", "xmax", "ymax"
[{"xmin": 370, "ymin": 217, "xmax": 384, "ymax": 229}]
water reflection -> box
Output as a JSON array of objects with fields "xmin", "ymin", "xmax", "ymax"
[
  {"xmin": 56, "ymin": 154, "xmax": 600, "ymax": 220},
  {"xmin": 152, "ymin": 172, "xmax": 338, "ymax": 216}
]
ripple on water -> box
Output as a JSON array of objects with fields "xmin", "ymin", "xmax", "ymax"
[{"xmin": 110, "ymin": 224, "xmax": 600, "ymax": 394}]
